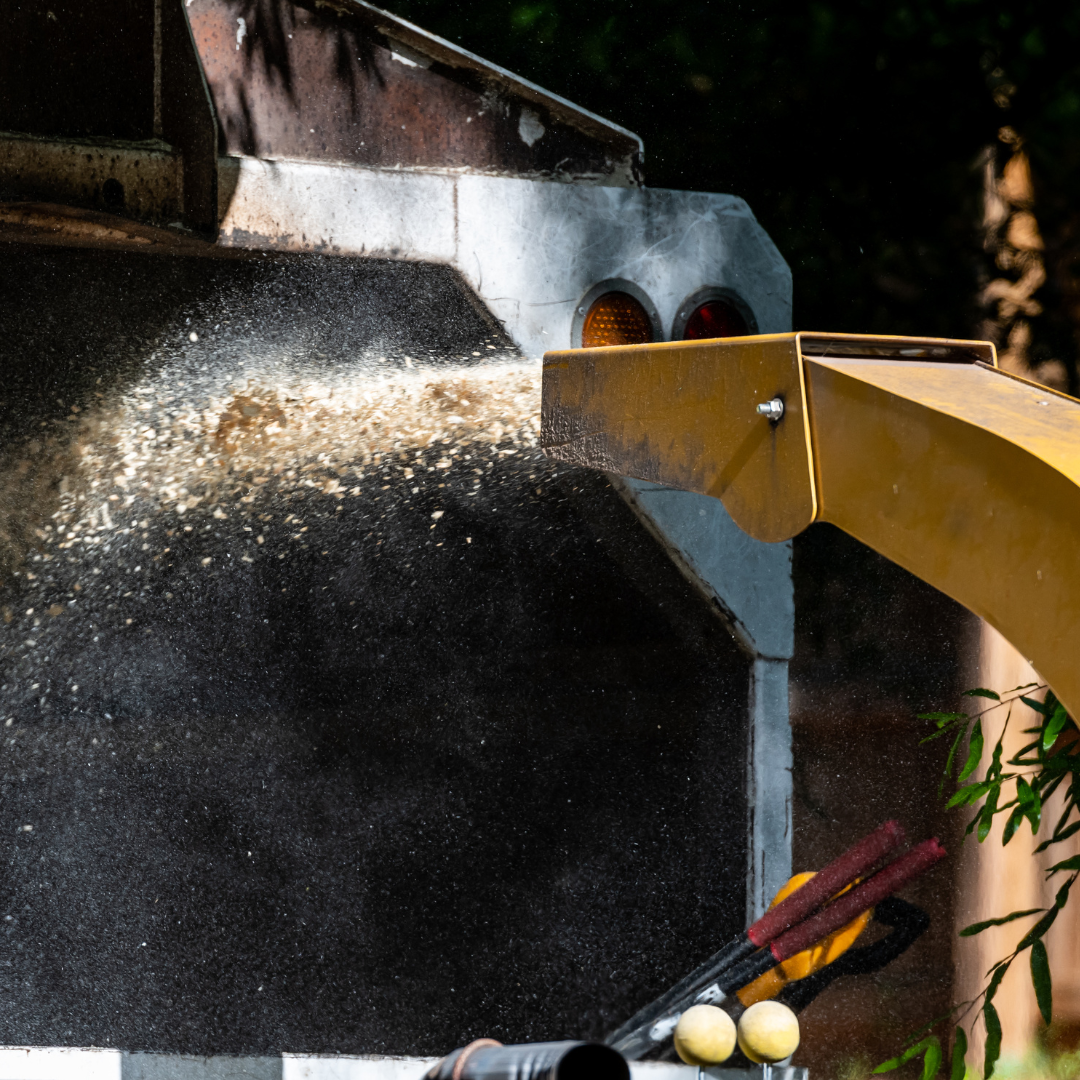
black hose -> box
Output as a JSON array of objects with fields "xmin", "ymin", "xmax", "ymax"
[
  {"xmin": 427, "ymin": 1041, "xmax": 630, "ymax": 1080},
  {"xmin": 777, "ymin": 896, "xmax": 930, "ymax": 1012}
]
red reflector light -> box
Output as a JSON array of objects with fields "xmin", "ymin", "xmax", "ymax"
[
  {"xmin": 581, "ymin": 292, "xmax": 654, "ymax": 348},
  {"xmin": 682, "ymin": 298, "xmax": 749, "ymax": 340}
]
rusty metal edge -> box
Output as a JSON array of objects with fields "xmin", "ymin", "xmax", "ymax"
[
  {"xmin": 315, "ymin": 0, "xmax": 644, "ymax": 158},
  {"xmin": 0, "ymin": 201, "xmax": 254, "ymax": 258}
]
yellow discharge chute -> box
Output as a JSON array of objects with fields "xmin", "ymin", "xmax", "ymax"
[
  {"xmin": 736, "ymin": 872, "xmax": 872, "ymax": 1007},
  {"xmin": 542, "ymin": 333, "xmax": 1080, "ymax": 721}
]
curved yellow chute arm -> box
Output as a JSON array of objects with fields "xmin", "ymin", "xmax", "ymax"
[{"xmin": 541, "ymin": 333, "xmax": 1080, "ymax": 717}]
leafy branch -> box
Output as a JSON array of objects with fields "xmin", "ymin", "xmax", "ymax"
[{"xmin": 875, "ymin": 685, "xmax": 1080, "ymax": 1080}]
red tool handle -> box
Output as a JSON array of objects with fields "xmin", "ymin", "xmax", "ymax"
[
  {"xmin": 747, "ymin": 819, "xmax": 906, "ymax": 946},
  {"xmin": 770, "ymin": 837, "xmax": 946, "ymax": 962}
]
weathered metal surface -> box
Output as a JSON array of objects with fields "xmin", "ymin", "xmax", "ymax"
[
  {"xmin": 0, "ymin": 0, "xmax": 218, "ymax": 233},
  {"xmin": 186, "ymin": 0, "xmax": 640, "ymax": 184},
  {"xmin": 0, "ymin": 0, "xmax": 642, "ymax": 239},
  {"xmin": 161, "ymin": 0, "xmax": 221, "ymax": 234},
  {"xmin": 211, "ymin": 160, "xmax": 791, "ymax": 360},
  {"xmin": 0, "ymin": 134, "xmax": 181, "ymax": 221},
  {"xmin": 0, "ymin": 202, "xmax": 227, "ymax": 254},
  {"xmin": 796, "ymin": 332, "xmax": 994, "ymax": 362}
]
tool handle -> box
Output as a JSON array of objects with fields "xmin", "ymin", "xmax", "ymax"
[
  {"xmin": 770, "ymin": 838, "xmax": 946, "ymax": 962},
  {"xmin": 606, "ymin": 935, "xmax": 755, "ymax": 1056},
  {"xmin": 717, "ymin": 838, "xmax": 945, "ymax": 996},
  {"xmin": 607, "ymin": 819, "xmax": 907, "ymax": 1058},
  {"xmin": 747, "ymin": 819, "xmax": 905, "ymax": 946}
]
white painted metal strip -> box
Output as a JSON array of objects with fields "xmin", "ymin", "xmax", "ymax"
[
  {"xmin": 123, "ymin": 1053, "xmax": 281, "ymax": 1079},
  {"xmin": 0, "ymin": 1046, "xmax": 122, "ymax": 1080},
  {"xmin": 0, "ymin": 1049, "xmax": 806, "ymax": 1080},
  {"xmin": 282, "ymin": 1056, "xmax": 438, "ymax": 1080}
]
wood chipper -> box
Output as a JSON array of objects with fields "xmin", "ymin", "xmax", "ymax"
[
  {"xmin": 540, "ymin": 333, "xmax": 1080, "ymax": 721},
  {"xmin": 0, "ymin": 0, "xmax": 963, "ymax": 1075}
]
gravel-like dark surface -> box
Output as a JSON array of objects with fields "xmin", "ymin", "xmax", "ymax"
[{"xmin": 0, "ymin": 247, "xmax": 751, "ymax": 1055}]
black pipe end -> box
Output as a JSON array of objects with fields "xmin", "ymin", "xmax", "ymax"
[{"xmin": 557, "ymin": 1043, "xmax": 630, "ymax": 1080}]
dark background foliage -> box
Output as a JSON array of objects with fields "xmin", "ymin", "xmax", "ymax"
[{"xmin": 382, "ymin": 0, "xmax": 1080, "ymax": 385}]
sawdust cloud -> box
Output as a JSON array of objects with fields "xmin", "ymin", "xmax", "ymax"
[{"xmin": 0, "ymin": 348, "xmax": 544, "ymax": 715}]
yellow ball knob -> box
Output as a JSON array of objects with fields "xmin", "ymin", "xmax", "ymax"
[
  {"xmin": 673, "ymin": 1004, "xmax": 738, "ymax": 1065},
  {"xmin": 737, "ymin": 1000, "xmax": 800, "ymax": 1064}
]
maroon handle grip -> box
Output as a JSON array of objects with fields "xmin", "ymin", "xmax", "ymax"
[
  {"xmin": 746, "ymin": 819, "xmax": 906, "ymax": 946},
  {"xmin": 770, "ymin": 838, "xmax": 946, "ymax": 962}
]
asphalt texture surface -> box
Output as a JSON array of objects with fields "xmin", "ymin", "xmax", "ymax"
[{"xmin": 0, "ymin": 247, "xmax": 752, "ymax": 1055}]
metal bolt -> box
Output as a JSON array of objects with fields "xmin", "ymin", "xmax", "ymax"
[{"xmin": 757, "ymin": 398, "xmax": 784, "ymax": 420}]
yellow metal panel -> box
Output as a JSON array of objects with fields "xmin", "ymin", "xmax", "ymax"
[
  {"xmin": 804, "ymin": 357, "xmax": 1080, "ymax": 718},
  {"xmin": 542, "ymin": 334, "xmax": 817, "ymax": 542},
  {"xmin": 541, "ymin": 330, "xmax": 1080, "ymax": 716}
]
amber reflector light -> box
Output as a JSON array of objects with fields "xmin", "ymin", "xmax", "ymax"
[
  {"xmin": 581, "ymin": 292, "xmax": 654, "ymax": 348},
  {"xmin": 682, "ymin": 299, "xmax": 749, "ymax": 340}
]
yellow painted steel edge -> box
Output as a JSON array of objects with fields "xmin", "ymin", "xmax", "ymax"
[
  {"xmin": 795, "ymin": 331, "xmax": 997, "ymax": 365},
  {"xmin": 541, "ymin": 331, "xmax": 997, "ymax": 544},
  {"xmin": 793, "ymin": 334, "xmax": 819, "ymax": 530},
  {"xmin": 974, "ymin": 358, "xmax": 1078, "ymax": 400},
  {"xmin": 542, "ymin": 334, "xmax": 818, "ymax": 542}
]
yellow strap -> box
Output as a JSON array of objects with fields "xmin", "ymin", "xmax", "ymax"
[{"xmin": 736, "ymin": 871, "xmax": 872, "ymax": 1007}]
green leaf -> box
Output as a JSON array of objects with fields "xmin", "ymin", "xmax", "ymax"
[
  {"xmin": 1049, "ymin": 799, "xmax": 1078, "ymax": 836},
  {"xmin": 1035, "ymin": 819, "xmax": 1080, "ymax": 853},
  {"xmin": 978, "ymin": 784, "xmax": 1000, "ymax": 843},
  {"xmin": 959, "ymin": 720, "xmax": 984, "ymax": 782},
  {"xmin": 988, "ymin": 735, "xmax": 1005, "ymax": 778},
  {"xmin": 985, "ymin": 960, "xmax": 1010, "ymax": 1004},
  {"xmin": 1037, "ymin": 775, "xmax": 1066, "ymax": 807},
  {"xmin": 965, "ymin": 688, "xmax": 1001, "ymax": 701},
  {"xmin": 941, "ymin": 725, "xmax": 969, "ymax": 796},
  {"xmin": 1010, "ymin": 738, "xmax": 1041, "ymax": 761},
  {"xmin": 874, "ymin": 1038, "xmax": 933, "ymax": 1074},
  {"xmin": 1046, "ymin": 855, "xmax": 1080, "ymax": 875},
  {"xmin": 922, "ymin": 719, "xmax": 969, "ymax": 745},
  {"xmin": 959, "ymin": 909, "xmax": 1043, "ymax": 937},
  {"xmin": 1031, "ymin": 939, "xmax": 1052, "ymax": 1025},
  {"xmin": 1021, "ymin": 696, "xmax": 1050, "ymax": 716},
  {"xmin": 1017, "ymin": 777, "xmax": 1042, "ymax": 832},
  {"xmin": 1002, "ymin": 806, "xmax": 1023, "ymax": 846},
  {"xmin": 1017, "ymin": 906, "xmax": 1060, "ymax": 949},
  {"xmin": 900, "ymin": 1040, "xmax": 932, "ymax": 1066},
  {"xmin": 984, "ymin": 1001, "xmax": 1002, "ymax": 1080},
  {"xmin": 1043, "ymin": 704, "xmax": 1071, "ymax": 752},
  {"xmin": 947, "ymin": 781, "xmax": 988, "ymax": 809},
  {"xmin": 949, "ymin": 1028, "xmax": 967, "ymax": 1080},
  {"xmin": 873, "ymin": 1055, "xmax": 904, "ymax": 1074},
  {"xmin": 922, "ymin": 1037, "xmax": 943, "ymax": 1080},
  {"xmin": 901, "ymin": 1012, "xmax": 964, "ymax": 1049},
  {"xmin": 1054, "ymin": 877, "xmax": 1075, "ymax": 911},
  {"xmin": 920, "ymin": 711, "xmax": 970, "ymax": 723}
]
